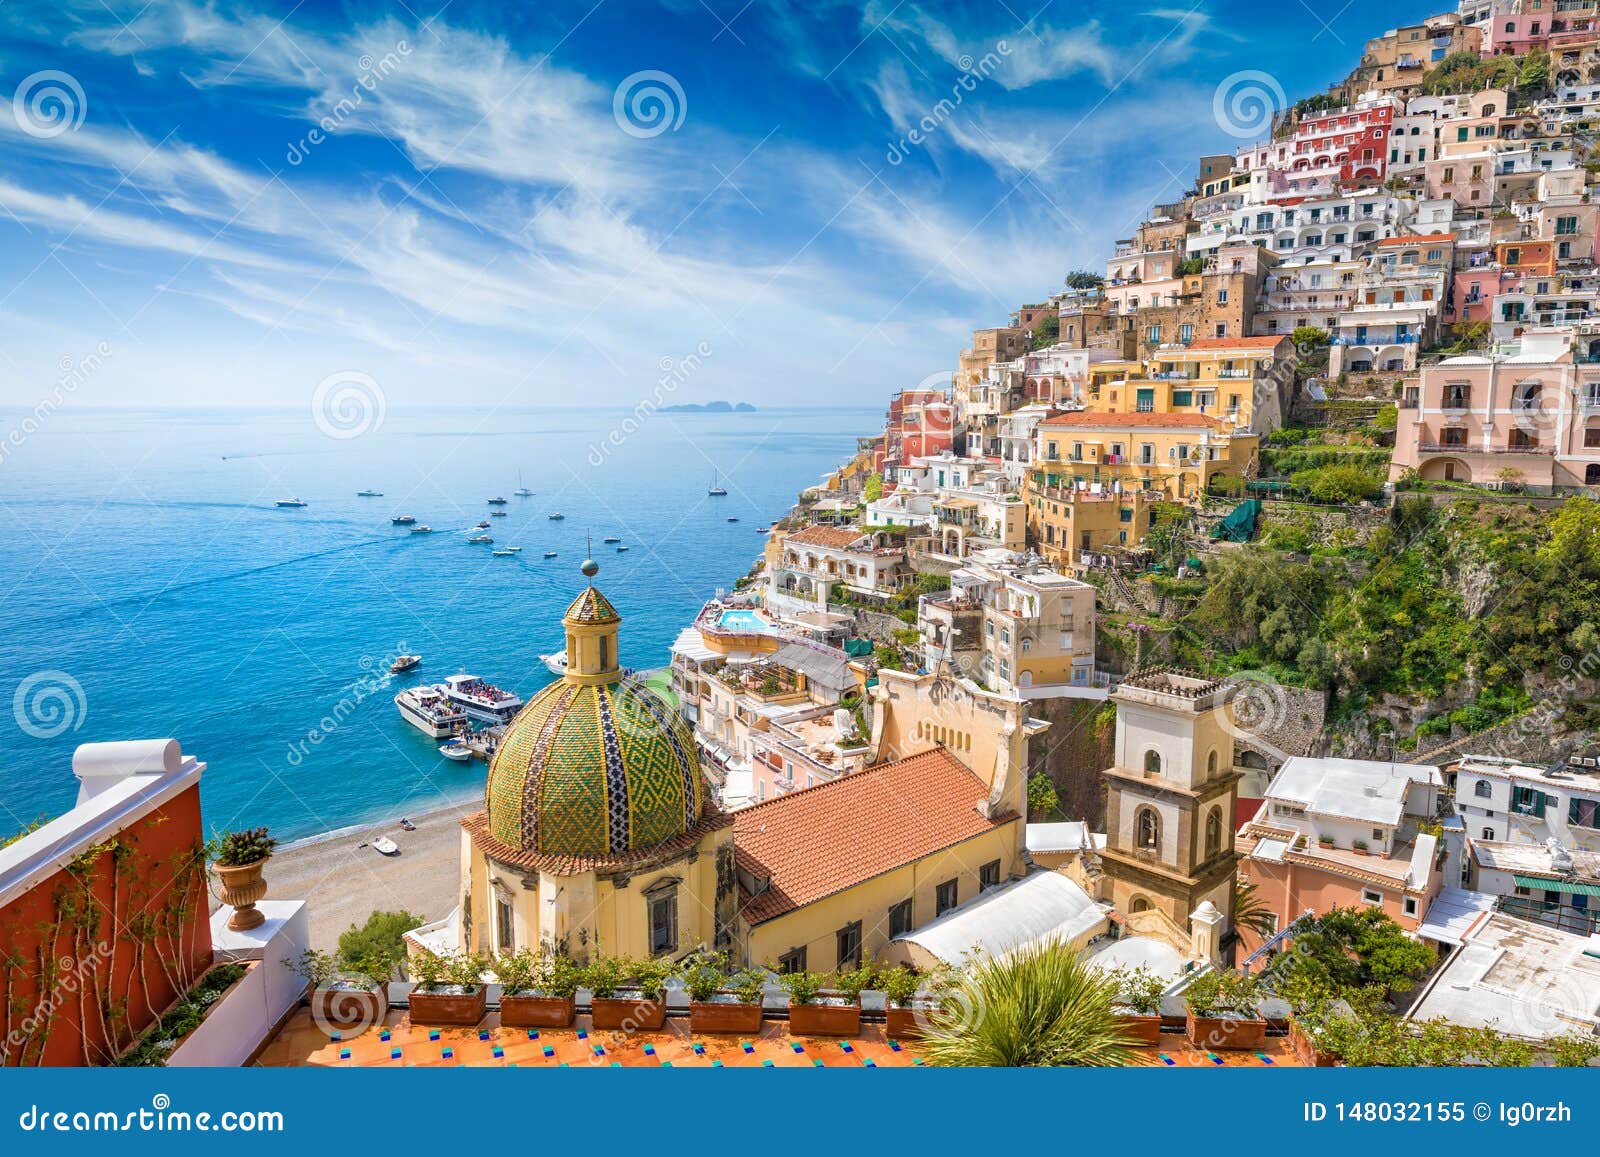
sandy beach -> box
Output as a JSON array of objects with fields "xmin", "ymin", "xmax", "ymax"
[{"xmin": 225, "ymin": 798, "xmax": 474, "ymax": 951}]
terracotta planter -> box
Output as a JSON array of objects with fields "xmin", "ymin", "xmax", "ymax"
[
  {"xmin": 1185, "ymin": 1010, "xmax": 1267, "ymax": 1051},
  {"xmin": 789, "ymin": 998, "xmax": 862, "ymax": 1037},
  {"xmin": 500, "ymin": 993, "xmax": 574, "ymax": 1028},
  {"xmin": 409, "ymin": 986, "xmax": 487, "ymax": 1026},
  {"xmin": 311, "ymin": 982, "xmax": 387, "ymax": 1031},
  {"xmin": 688, "ymin": 996, "xmax": 764, "ymax": 1035},
  {"xmin": 885, "ymin": 1004, "xmax": 938, "ymax": 1040},
  {"xmin": 591, "ymin": 993, "xmax": 668, "ymax": 1031},
  {"xmin": 1114, "ymin": 1011, "xmax": 1163, "ymax": 1046},
  {"xmin": 215, "ymin": 859, "xmax": 269, "ymax": 932},
  {"xmin": 1289, "ymin": 1020, "xmax": 1339, "ymax": 1067}
]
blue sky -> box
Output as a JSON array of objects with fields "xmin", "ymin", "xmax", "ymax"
[{"xmin": 0, "ymin": 0, "xmax": 1441, "ymax": 408}]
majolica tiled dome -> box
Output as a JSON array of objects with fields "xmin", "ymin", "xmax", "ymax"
[{"xmin": 483, "ymin": 584, "xmax": 706, "ymax": 858}]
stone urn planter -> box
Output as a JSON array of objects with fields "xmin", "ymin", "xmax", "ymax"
[
  {"xmin": 591, "ymin": 992, "xmax": 668, "ymax": 1031},
  {"xmin": 788, "ymin": 995, "xmax": 862, "ymax": 1037},
  {"xmin": 688, "ymin": 993, "xmax": 764, "ymax": 1035},
  {"xmin": 312, "ymin": 980, "xmax": 387, "ymax": 1032},
  {"xmin": 1114, "ymin": 1012, "xmax": 1164, "ymax": 1046},
  {"xmin": 215, "ymin": 860, "xmax": 269, "ymax": 932},
  {"xmin": 500, "ymin": 993, "xmax": 574, "ymax": 1029},
  {"xmin": 1185, "ymin": 1011, "xmax": 1267, "ymax": 1051},
  {"xmin": 409, "ymin": 985, "xmax": 487, "ymax": 1027}
]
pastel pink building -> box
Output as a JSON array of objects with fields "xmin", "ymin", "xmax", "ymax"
[
  {"xmin": 1450, "ymin": 266, "xmax": 1506, "ymax": 324},
  {"xmin": 1391, "ymin": 328, "xmax": 1600, "ymax": 490}
]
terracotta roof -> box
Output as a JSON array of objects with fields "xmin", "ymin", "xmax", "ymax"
[
  {"xmin": 1379, "ymin": 233, "xmax": 1454, "ymax": 247},
  {"xmin": 461, "ymin": 806, "xmax": 731, "ymax": 875},
  {"xmin": 785, "ymin": 524, "xmax": 865, "ymax": 549},
  {"xmin": 733, "ymin": 748, "xmax": 1015, "ymax": 925},
  {"xmin": 1181, "ymin": 336, "xmax": 1289, "ymax": 351},
  {"xmin": 1038, "ymin": 411, "xmax": 1224, "ymax": 429}
]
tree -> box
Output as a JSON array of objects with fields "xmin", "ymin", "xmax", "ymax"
[
  {"xmin": 338, "ymin": 910, "xmax": 423, "ymax": 981},
  {"xmin": 1290, "ymin": 325, "xmax": 1330, "ymax": 353},
  {"xmin": 1233, "ymin": 879, "xmax": 1278, "ymax": 941},
  {"xmin": 1029, "ymin": 314, "xmax": 1060, "ymax": 349},
  {"xmin": 920, "ymin": 936, "xmax": 1136, "ymax": 1067},
  {"xmin": 862, "ymin": 472, "xmax": 884, "ymax": 502},
  {"xmin": 1267, "ymin": 906, "xmax": 1436, "ymax": 998},
  {"xmin": 1290, "ymin": 462, "xmax": 1386, "ymax": 503},
  {"xmin": 1065, "ymin": 270, "xmax": 1104, "ymax": 291},
  {"xmin": 1026, "ymin": 773, "xmax": 1060, "ymax": 819},
  {"xmin": 1518, "ymin": 48, "xmax": 1551, "ymax": 92}
]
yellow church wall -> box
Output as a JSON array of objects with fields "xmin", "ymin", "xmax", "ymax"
[{"xmin": 744, "ymin": 821, "xmax": 1022, "ymax": 970}]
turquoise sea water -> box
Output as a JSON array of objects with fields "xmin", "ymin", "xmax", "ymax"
[{"xmin": 0, "ymin": 405, "xmax": 870, "ymax": 842}]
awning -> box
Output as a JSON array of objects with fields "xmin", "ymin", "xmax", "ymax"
[{"xmin": 1512, "ymin": 874, "xmax": 1600, "ymax": 896}]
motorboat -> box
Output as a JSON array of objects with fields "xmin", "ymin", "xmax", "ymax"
[
  {"xmin": 708, "ymin": 472, "xmax": 727, "ymax": 496},
  {"xmin": 540, "ymin": 651, "xmax": 569, "ymax": 677},
  {"xmin": 442, "ymin": 673, "xmax": 523, "ymax": 725},
  {"xmin": 391, "ymin": 514, "xmax": 417, "ymax": 525},
  {"xmin": 490, "ymin": 510, "xmax": 507, "ymax": 517},
  {"xmin": 543, "ymin": 550, "xmax": 559, "ymax": 558},
  {"xmin": 410, "ymin": 524, "xmax": 434, "ymax": 534},
  {"xmin": 492, "ymin": 548, "xmax": 516, "ymax": 557},
  {"xmin": 548, "ymin": 513, "xmax": 565, "ymax": 520},
  {"xmin": 395, "ymin": 685, "xmax": 468, "ymax": 737},
  {"xmin": 499, "ymin": 545, "xmax": 523, "ymax": 553},
  {"xmin": 372, "ymin": 836, "xmax": 400, "ymax": 856},
  {"xmin": 727, "ymin": 517, "xmax": 739, "ymax": 522},
  {"xmin": 616, "ymin": 544, "xmax": 628, "ymax": 552},
  {"xmin": 275, "ymin": 498, "xmax": 308, "ymax": 508},
  {"xmin": 398, "ymin": 818, "xmax": 416, "ymax": 832},
  {"xmin": 602, "ymin": 536, "xmax": 621, "ymax": 544},
  {"xmin": 468, "ymin": 534, "xmax": 493, "ymax": 544},
  {"xmin": 390, "ymin": 654, "xmax": 422, "ymax": 674},
  {"xmin": 439, "ymin": 739, "xmax": 472, "ymax": 762},
  {"xmin": 757, "ymin": 526, "xmax": 770, "ymax": 533},
  {"xmin": 475, "ymin": 520, "xmax": 491, "ymax": 529},
  {"xmin": 487, "ymin": 496, "xmax": 508, "ymax": 506},
  {"xmin": 357, "ymin": 489, "xmax": 383, "ymax": 497}
]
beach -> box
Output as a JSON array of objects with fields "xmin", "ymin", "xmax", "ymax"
[{"xmin": 238, "ymin": 800, "xmax": 471, "ymax": 951}]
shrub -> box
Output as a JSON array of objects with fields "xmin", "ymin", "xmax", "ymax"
[
  {"xmin": 212, "ymin": 826, "xmax": 275, "ymax": 866},
  {"xmin": 583, "ymin": 955, "xmax": 629, "ymax": 999},
  {"xmin": 337, "ymin": 910, "xmax": 421, "ymax": 981},
  {"xmin": 1111, "ymin": 966, "xmax": 1166, "ymax": 1015},
  {"xmin": 778, "ymin": 969, "xmax": 828, "ymax": 1006},
  {"xmin": 626, "ymin": 955, "xmax": 674, "ymax": 1001},
  {"xmin": 1182, "ymin": 969, "xmax": 1262, "ymax": 1017},
  {"xmin": 874, "ymin": 964, "xmax": 922, "ymax": 1008},
  {"xmin": 677, "ymin": 951, "xmax": 728, "ymax": 1002}
]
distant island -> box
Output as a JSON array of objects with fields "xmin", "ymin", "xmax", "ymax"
[{"xmin": 660, "ymin": 401, "xmax": 758, "ymax": 413}]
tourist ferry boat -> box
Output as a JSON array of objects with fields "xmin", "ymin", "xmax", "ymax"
[
  {"xmin": 275, "ymin": 498, "xmax": 308, "ymax": 508},
  {"xmin": 395, "ymin": 685, "xmax": 468, "ymax": 738},
  {"xmin": 390, "ymin": 654, "xmax": 422, "ymax": 674},
  {"xmin": 391, "ymin": 514, "xmax": 417, "ymax": 525},
  {"xmin": 540, "ymin": 651, "xmax": 569, "ymax": 676},
  {"xmin": 357, "ymin": 489, "xmax": 383, "ymax": 497},
  {"xmin": 442, "ymin": 673, "xmax": 522, "ymax": 725}
]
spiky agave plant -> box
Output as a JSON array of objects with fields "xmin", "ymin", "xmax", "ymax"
[{"xmin": 918, "ymin": 937, "xmax": 1138, "ymax": 1068}]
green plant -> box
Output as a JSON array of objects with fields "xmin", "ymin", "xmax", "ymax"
[
  {"xmin": 677, "ymin": 952, "xmax": 728, "ymax": 1002},
  {"xmin": 287, "ymin": 948, "xmax": 342, "ymax": 989},
  {"xmin": 583, "ymin": 955, "xmax": 629, "ymax": 999},
  {"xmin": 1110, "ymin": 966, "xmax": 1165, "ymax": 1015},
  {"xmin": 919, "ymin": 937, "xmax": 1133, "ymax": 1067},
  {"xmin": 1233, "ymin": 879, "xmax": 1279, "ymax": 941},
  {"xmin": 874, "ymin": 964, "xmax": 922, "ymax": 1008},
  {"xmin": 117, "ymin": 964, "xmax": 247, "ymax": 1067},
  {"xmin": 337, "ymin": 910, "xmax": 420, "ymax": 981},
  {"xmin": 1027, "ymin": 772, "xmax": 1060, "ymax": 819},
  {"xmin": 493, "ymin": 949, "xmax": 539, "ymax": 994},
  {"xmin": 778, "ymin": 969, "xmax": 827, "ymax": 1006},
  {"xmin": 1182, "ymin": 969, "xmax": 1262, "ymax": 1018},
  {"xmin": 626, "ymin": 955, "xmax": 674, "ymax": 1001},
  {"xmin": 211, "ymin": 826, "xmax": 276, "ymax": 867},
  {"xmin": 832, "ymin": 963, "xmax": 876, "ymax": 1002},
  {"xmin": 724, "ymin": 966, "xmax": 768, "ymax": 1005},
  {"xmin": 1352, "ymin": 838, "xmax": 1368, "ymax": 851}
]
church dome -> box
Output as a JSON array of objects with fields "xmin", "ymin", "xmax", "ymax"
[{"xmin": 482, "ymin": 579, "xmax": 707, "ymax": 859}]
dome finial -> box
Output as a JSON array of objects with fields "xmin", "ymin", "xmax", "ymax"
[{"xmin": 581, "ymin": 533, "xmax": 599, "ymax": 578}]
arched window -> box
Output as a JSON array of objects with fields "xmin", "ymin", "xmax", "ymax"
[
  {"xmin": 1129, "ymin": 895, "xmax": 1152, "ymax": 914},
  {"xmin": 1474, "ymin": 779, "xmax": 1493, "ymax": 799},
  {"xmin": 1206, "ymin": 749, "xmax": 1218, "ymax": 776},
  {"xmin": 1205, "ymin": 808, "xmax": 1222, "ymax": 859},
  {"xmin": 1136, "ymin": 807, "xmax": 1161, "ymax": 851},
  {"xmin": 1143, "ymin": 749, "xmax": 1162, "ymax": 775}
]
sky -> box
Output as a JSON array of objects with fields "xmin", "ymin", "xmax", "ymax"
[{"xmin": 0, "ymin": 0, "xmax": 1444, "ymax": 409}]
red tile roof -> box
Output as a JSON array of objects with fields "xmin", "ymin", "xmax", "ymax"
[
  {"xmin": 1181, "ymin": 336, "xmax": 1289, "ymax": 351},
  {"xmin": 733, "ymin": 748, "xmax": 1015, "ymax": 925},
  {"xmin": 784, "ymin": 524, "xmax": 866, "ymax": 549},
  {"xmin": 1038, "ymin": 411, "xmax": 1225, "ymax": 429}
]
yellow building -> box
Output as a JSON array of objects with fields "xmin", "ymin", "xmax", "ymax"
[
  {"xmin": 1024, "ymin": 483, "xmax": 1159, "ymax": 570},
  {"xmin": 1032, "ymin": 412, "xmax": 1257, "ymax": 500},
  {"xmin": 1084, "ymin": 335, "xmax": 1290, "ymax": 436}
]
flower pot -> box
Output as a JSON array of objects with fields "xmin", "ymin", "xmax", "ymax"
[
  {"xmin": 1289, "ymin": 1020, "xmax": 1339, "ymax": 1067},
  {"xmin": 1185, "ymin": 1010, "xmax": 1267, "ymax": 1051},
  {"xmin": 688, "ymin": 995, "xmax": 764, "ymax": 1034},
  {"xmin": 215, "ymin": 859, "xmax": 269, "ymax": 932},
  {"xmin": 789, "ymin": 997, "xmax": 862, "ymax": 1037},
  {"xmin": 1114, "ymin": 1011, "xmax": 1163, "ymax": 1046},
  {"xmin": 885, "ymin": 1003, "xmax": 938, "ymax": 1040},
  {"xmin": 500, "ymin": 993, "xmax": 574, "ymax": 1028},
  {"xmin": 591, "ymin": 993, "xmax": 668, "ymax": 1031},
  {"xmin": 312, "ymin": 982, "xmax": 387, "ymax": 1033},
  {"xmin": 409, "ymin": 986, "xmax": 487, "ymax": 1027}
]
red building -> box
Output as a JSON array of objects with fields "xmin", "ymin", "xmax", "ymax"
[
  {"xmin": 881, "ymin": 387, "xmax": 954, "ymax": 470},
  {"xmin": 1288, "ymin": 100, "xmax": 1394, "ymax": 183}
]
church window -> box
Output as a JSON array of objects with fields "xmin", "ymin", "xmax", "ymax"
[
  {"xmin": 1136, "ymin": 807, "xmax": 1161, "ymax": 851},
  {"xmin": 1205, "ymin": 808, "xmax": 1222, "ymax": 859},
  {"xmin": 1206, "ymin": 749, "xmax": 1218, "ymax": 776},
  {"xmin": 1143, "ymin": 749, "xmax": 1162, "ymax": 775},
  {"xmin": 836, "ymin": 921, "xmax": 863, "ymax": 970},
  {"xmin": 646, "ymin": 883, "xmax": 679, "ymax": 955},
  {"xmin": 495, "ymin": 897, "xmax": 514, "ymax": 953}
]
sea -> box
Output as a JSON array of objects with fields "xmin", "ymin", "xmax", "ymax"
[{"xmin": 0, "ymin": 405, "xmax": 872, "ymax": 844}]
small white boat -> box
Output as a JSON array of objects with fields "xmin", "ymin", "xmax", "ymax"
[
  {"xmin": 410, "ymin": 524, "xmax": 434, "ymax": 534},
  {"xmin": 372, "ymin": 836, "xmax": 400, "ymax": 856},
  {"xmin": 468, "ymin": 534, "xmax": 493, "ymax": 544},
  {"xmin": 548, "ymin": 513, "xmax": 565, "ymax": 520},
  {"xmin": 439, "ymin": 740, "xmax": 472, "ymax": 762},
  {"xmin": 475, "ymin": 520, "xmax": 491, "ymax": 529},
  {"xmin": 540, "ymin": 651, "xmax": 569, "ymax": 676},
  {"xmin": 757, "ymin": 526, "xmax": 770, "ymax": 533},
  {"xmin": 275, "ymin": 498, "xmax": 308, "ymax": 508},
  {"xmin": 357, "ymin": 489, "xmax": 383, "ymax": 497},
  {"xmin": 492, "ymin": 549, "xmax": 516, "ymax": 557},
  {"xmin": 727, "ymin": 516, "xmax": 739, "ymax": 523},
  {"xmin": 502, "ymin": 545, "xmax": 523, "ymax": 553},
  {"xmin": 616, "ymin": 545, "xmax": 629, "ymax": 552},
  {"xmin": 490, "ymin": 510, "xmax": 507, "ymax": 517},
  {"xmin": 543, "ymin": 550, "xmax": 558, "ymax": 558},
  {"xmin": 391, "ymin": 514, "xmax": 416, "ymax": 525},
  {"xmin": 390, "ymin": 654, "xmax": 422, "ymax": 674},
  {"xmin": 488, "ymin": 496, "xmax": 508, "ymax": 506}
]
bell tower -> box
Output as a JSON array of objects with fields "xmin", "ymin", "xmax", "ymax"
[
  {"xmin": 562, "ymin": 554, "xmax": 623, "ymax": 686},
  {"xmin": 1097, "ymin": 668, "xmax": 1239, "ymax": 936}
]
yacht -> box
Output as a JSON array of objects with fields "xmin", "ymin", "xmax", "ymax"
[
  {"xmin": 275, "ymin": 498, "xmax": 308, "ymax": 508},
  {"xmin": 540, "ymin": 652, "xmax": 569, "ymax": 677},
  {"xmin": 475, "ymin": 520, "xmax": 491, "ymax": 529},
  {"xmin": 543, "ymin": 550, "xmax": 558, "ymax": 559},
  {"xmin": 491, "ymin": 548, "xmax": 516, "ymax": 557},
  {"xmin": 357, "ymin": 489, "xmax": 383, "ymax": 497},
  {"xmin": 514, "ymin": 471, "xmax": 533, "ymax": 497},
  {"xmin": 390, "ymin": 654, "xmax": 422, "ymax": 674},
  {"xmin": 410, "ymin": 524, "xmax": 434, "ymax": 534},
  {"xmin": 548, "ymin": 513, "xmax": 565, "ymax": 521},
  {"xmin": 708, "ymin": 473, "xmax": 727, "ymax": 496},
  {"xmin": 487, "ymin": 496, "xmax": 508, "ymax": 506},
  {"xmin": 391, "ymin": 514, "xmax": 417, "ymax": 525},
  {"xmin": 490, "ymin": 510, "xmax": 507, "ymax": 517},
  {"xmin": 616, "ymin": 544, "xmax": 628, "ymax": 552},
  {"xmin": 395, "ymin": 685, "xmax": 468, "ymax": 738},
  {"xmin": 442, "ymin": 673, "xmax": 522, "ymax": 725},
  {"xmin": 467, "ymin": 534, "xmax": 493, "ymax": 544},
  {"xmin": 602, "ymin": 536, "xmax": 621, "ymax": 544}
]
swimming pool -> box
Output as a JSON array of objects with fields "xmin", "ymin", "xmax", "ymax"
[{"xmin": 718, "ymin": 609, "xmax": 773, "ymax": 633}]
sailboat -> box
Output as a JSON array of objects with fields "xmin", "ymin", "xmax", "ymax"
[
  {"xmin": 514, "ymin": 470, "xmax": 533, "ymax": 497},
  {"xmin": 708, "ymin": 472, "xmax": 727, "ymax": 496}
]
